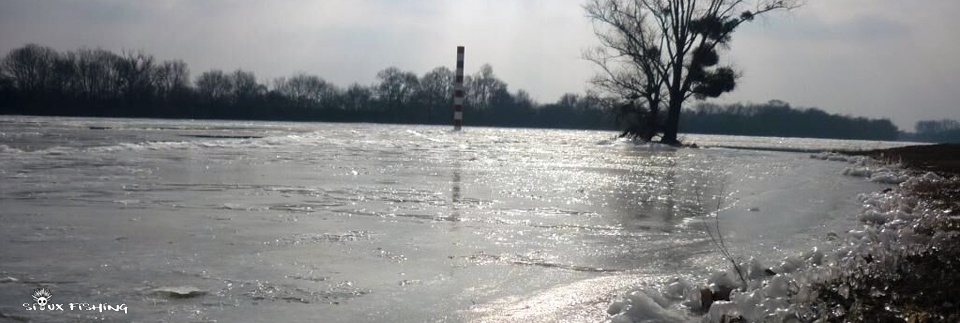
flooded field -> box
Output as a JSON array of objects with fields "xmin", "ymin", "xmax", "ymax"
[{"xmin": 0, "ymin": 116, "xmax": 904, "ymax": 322}]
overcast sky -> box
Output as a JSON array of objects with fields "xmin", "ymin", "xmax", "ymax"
[{"xmin": 1, "ymin": 0, "xmax": 957, "ymax": 130}]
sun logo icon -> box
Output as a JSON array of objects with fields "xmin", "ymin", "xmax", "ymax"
[{"xmin": 32, "ymin": 287, "xmax": 52, "ymax": 306}]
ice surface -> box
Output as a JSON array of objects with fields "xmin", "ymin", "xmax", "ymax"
[{"xmin": 0, "ymin": 116, "xmax": 904, "ymax": 322}]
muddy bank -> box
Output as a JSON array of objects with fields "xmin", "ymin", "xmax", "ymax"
[{"xmin": 847, "ymin": 143, "xmax": 960, "ymax": 175}]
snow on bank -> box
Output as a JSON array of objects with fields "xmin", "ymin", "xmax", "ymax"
[
  {"xmin": 811, "ymin": 152, "xmax": 910, "ymax": 184},
  {"xmin": 608, "ymin": 155, "xmax": 947, "ymax": 322}
]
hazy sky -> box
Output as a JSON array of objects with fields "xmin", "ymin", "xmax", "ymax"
[{"xmin": 1, "ymin": 0, "xmax": 957, "ymax": 130}]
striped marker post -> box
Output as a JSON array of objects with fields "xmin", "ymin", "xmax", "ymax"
[{"xmin": 453, "ymin": 46, "xmax": 465, "ymax": 131}]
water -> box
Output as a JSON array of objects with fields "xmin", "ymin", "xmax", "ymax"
[{"xmin": 0, "ymin": 116, "xmax": 909, "ymax": 322}]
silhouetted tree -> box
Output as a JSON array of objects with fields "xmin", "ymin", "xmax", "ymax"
[
  {"xmin": 1, "ymin": 44, "xmax": 57, "ymax": 95},
  {"xmin": 341, "ymin": 83, "xmax": 374, "ymax": 111},
  {"xmin": 196, "ymin": 70, "xmax": 232, "ymax": 101},
  {"xmin": 73, "ymin": 48, "xmax": 121, "ymax": 101},
  {"xmin": 231, "ymin": 70, "xmax": 264, "ymax": 100},
  {"xmin": 114, "ymin": 51, "xmax": 157, "ymax": 111},
  {"xmin": 913, "ymin": 119, "xmax": 960, "ymax": 143},
  {"xmin": 153, "ymin": 60, "xmax": 190, "ymax": 101},
  {"xmin": 375, "ymin": 67, "xmax": 419, "ymax": 120},
  {"xmin": 274, "ymin": 74, "xmax": 326, "ymax": 105},
  {"xmin": 585, "ymin": 0, "xmax": 798, "ymax": 143},
  {"xmin": 466, "ymin": 64, "xmax": 507, "ymax": 110},
  {"xmin": 916, "ymin": 119, "xmax": 960, "ymax": 135},
  {"xmin": 418, "ymin": 67, "xmax": 455, "ymax": 123},
  {"xmin": 680, "ymin": 101, "xmax": 900, "ymax": 140}
]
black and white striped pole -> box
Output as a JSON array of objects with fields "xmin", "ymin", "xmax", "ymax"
[{"xmin": 453, "ymin": 46, "xmax": 465, "ymax": 131}]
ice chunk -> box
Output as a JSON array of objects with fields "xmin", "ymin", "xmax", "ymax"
[
  {"xmin": 608, "ymin": 299, "xmax": 629, "ymax": 315},
  {"xmin": 777, "ymin": 255, "xmax": 805, "ymax": 274},
  {"xmin": 869, "ymin": 171, "xmax": 908, "ymax": 184},
  {"xmin": 747, "ymin": 258, "xmax": 770, "ymax": 280},
  {"xmin": 859, "ymin": 210, "xmax": 891, "ymax": 224},
  {"xmin": 643, "ymin": 288, "xmax": 673, "ymax": 309},
  {"xmin": 842, "ymin": 166, "xmax": 872, "ymax": 177},
  {"xmin": 705, "ymin": 301, "xmax": 742, "ymax": 323},
  {"xmin": 150, "ymin": 286, "xmax": 207, "ymax": 298},
  {"xmin": 764, "ymin": 275, "xmax": 790, "ymax": 298},
  {"xmin": 609, "ymin": 291, "xmax": 685, "ymax": 323},
  {"xmin": 662, "ymin": 279, "xmax": 691, "ymax": 301},
  {"xmin": 802, "ymin": 247, "xmax": 824, "ymax": 266},
  {"xmin": 708, "ymin": 271, "xmax": 740, "ymax": 291}
]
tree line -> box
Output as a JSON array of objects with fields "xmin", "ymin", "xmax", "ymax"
[
  {"xmin": 0, "ymin": 44, "xmax": 614, "ymax": 129},
  {"xmin": 0, "ymin": 44, "xmax": 915, "ymax": 141},
  {"xmin": 680, "ymin": 100, "xmax": 900, "ymax": 141},
  {"xmin": 901, "ymin": 119, "xmax": 960, "ymax": 143}
]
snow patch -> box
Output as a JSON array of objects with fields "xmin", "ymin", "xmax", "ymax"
[
  {"xmin": 609, "ymin": 289, "xmax": 687, "ymax": 323},
  {"xmin": 868, "ymin": 171, "xmax": 909, "ymax": 184},
  {"xmin": 809, "ymin": 152, "xmax": 866, "ymax": 164}
]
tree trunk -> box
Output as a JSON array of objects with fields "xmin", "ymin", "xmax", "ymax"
[
  {"xmin": 661, "ymin": 96, "xmax": 682, "ymax": 144},
  {"xmin": 644, "ymin": 100, "xmax": 660, "ymax": 141}
]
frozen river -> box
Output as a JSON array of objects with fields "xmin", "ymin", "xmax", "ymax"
[{"xmin": 0, "ymin": 116, "xmax": 911, "ymax": 322}]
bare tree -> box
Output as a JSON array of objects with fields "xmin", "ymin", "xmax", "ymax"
[
  {"xmin": 375, "ymin": 67, "xmax": 419, "ymax": 111},
  {"xmin": 196, "ymin": 69, "xmax": 232, "ymax": 101},
  {"xmin": 52, "ymin": 51, "xmax": 79, "ymax": 97},
  {"xmin": 153, "ymin": 60, "xmax": 190, "ymax": 101},
  {"xmin": 916, "ymin": 119, "xmax": 960, "ymax": 135},
  {"xmin": 585, "ymin": 0, "xmax": 799, "ymax": 143},
  {"xmin": 1, "ymin": 44, "xmax": 57, "ymax": 94},
  {"xmin": 342, "ymin": 83, "xmax": 373, "ymax": 111},
  {"xmin": 466, "ymin": 64, "xmax": 507, "ymax": 110},
  {"xmin": 115, "ymin": 51, "xmax": 156, "ymax": 93},
  {"xmin": 273, "ymin": 73, "xmax": 334, "ymax": 107},
  {"xmin": 419, "ymin": 66, "xmax": 454, "ymax": 122},
  {"xmin": 231, "ymin": 69, "xmax": 265, "ymax": 100},
  {"xmin": 74, "ymin": 48, "xmax": 121, "ymax": 99}
]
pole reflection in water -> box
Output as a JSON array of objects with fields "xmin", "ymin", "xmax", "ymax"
[
  {"xmin": 451, "ymin": 168, "xmax": 461, "ymax": 221},
  {"xmin": 450, "ymin": 149, "xmax": 462, "ymax": 222}
]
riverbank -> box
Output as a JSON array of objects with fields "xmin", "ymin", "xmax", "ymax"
[
  {"xmin": 847, "ymin": 143, "xmax": 960, "ymax": 174},
  {"xmin": 738, "ymin": 145, "xmax": 960, "ymax": 321},
  {"xmin": 605, "ymin": 144, "xmax": 959, "ymax": 322},
  {"xmin": 812, "ymin": 144, "xmax": 959, "ymax": 322}
]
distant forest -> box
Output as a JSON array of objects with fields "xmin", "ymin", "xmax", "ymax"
[
  {"xmin": 0, "ymin": 44, "xmax": 614, "ymax": 130},
  {"xmin": 681, "ymin": 101, "xmax": 900, "ymax": 140},
  {"xmin": 0, "ymin": 44, "xmax": 943, "ymax": 142},
  {"xmin": 901, "ymin": 119, "xmax": 960, "ymax": 143}
]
